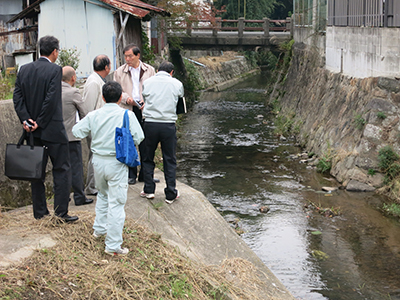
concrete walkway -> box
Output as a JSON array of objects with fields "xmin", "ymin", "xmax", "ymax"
[{"xmin": 0, "ymin": 169, "xmax": 295, "ymax": 300}]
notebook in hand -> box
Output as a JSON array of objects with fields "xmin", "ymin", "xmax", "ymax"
[{"xmin": 176, "ymin": 97, "xmax": 187, "ymax": 114}]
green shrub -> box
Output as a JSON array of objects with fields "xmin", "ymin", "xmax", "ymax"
[
  {"xmin": 354, "ymin": 114, "xmax": 366, "ymax": 130},
  {"xmin": 274, "ymin": 113, "xmax": 295, "ymax": 137},
  {"xmin": 56, "ymin": 48, "xmax": 81, "ymax": 70},
  {"xmin": 368, "ymin": 168, "xmax": 376, "ymax": 176},
  {"xmin": 0, "ymin": 74, "xmax": 15, "ymax": 100},
  {"xmin": 385, "ymin": 163, "xmax": 400, "ymax": 184},
  {"xmin": 382, "ymin": 203, "xmax": 400, "ymax": 217},
  {"xmin": 141, "ymin": 26, "xmax": 156, "ymax": 64},
  {"xmin": 316, "ymin": 157, "xmax": 332, "ymax": 174},
  {"xmin": 378, "ymin": 146, "xmax": 399, "ymax": 171},
  {"xmin": 316, "ymin": 143, "xmax": 334, "ymax": 174},
  {"xmin": 377, "ymin": 111, "xmax": 387, "ymax": 120},
  {"xmin": 378, "ymin": 146, "xmax": 400, "ymax": 184}
]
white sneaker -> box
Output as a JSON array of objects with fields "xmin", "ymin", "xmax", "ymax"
[
  {"xmin": 93, "ymin": 231, "xmax": 104, "ymax": 238},
  {"xmin": 140, "ymin": 191, "xmax": 155, "ymax": 199},
  {"xmin": 104, "ymin": 247, "xmax": 129, "ymax": 256},
  {"xmin": 165, "ymin": 191, "xmax": 180, "ymax": 204}
]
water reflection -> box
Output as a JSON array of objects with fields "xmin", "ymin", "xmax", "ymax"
[{"xmin": 176, "ymin": 74, "xmax": 400, "ymax": 300}]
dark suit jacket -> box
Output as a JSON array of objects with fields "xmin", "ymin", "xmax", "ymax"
[{"xmin": 13, "ymin": 57, "xmax": 68, "ymax": 143}]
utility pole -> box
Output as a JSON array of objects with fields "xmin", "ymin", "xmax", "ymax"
[
  {"xmin": 244, "ymin": 0, "xmax": 246, "ymax": 19},
  {"xmin": 238, "ymin": 0, "xmax": 240, "ymax": 19}
]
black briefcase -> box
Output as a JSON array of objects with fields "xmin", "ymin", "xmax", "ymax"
[{"xmin": 5, "ymin": 131, "xmax": 47, "ymax": 181}]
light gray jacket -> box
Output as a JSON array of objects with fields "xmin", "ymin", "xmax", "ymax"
[
  {"xmin": 61, "ymin": 81, "xmax": 89, "ymax": 142},
  {"xmin": 142, "ymin": 71, "xmax": 184, "ymax": 123},
  {"xmin": 83, "ymin": 72, "xmax": 105, "ymax": 113}
]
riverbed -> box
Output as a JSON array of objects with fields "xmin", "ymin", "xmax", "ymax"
[{"xmin": 176, "ymin": 73, "xmax": 400, "ymax": 300}]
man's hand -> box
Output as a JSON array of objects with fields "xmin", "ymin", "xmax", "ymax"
[
  {"xmin": 23, "ymin": 119, "xmax": 38, "ymax": 132},
  {"xmin": 126, "ymin": 97, "xmax": 134, "ymax": 106}
]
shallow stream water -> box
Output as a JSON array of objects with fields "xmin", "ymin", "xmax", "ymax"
[{"xmin": 176, "ymin": 74, "xmax": 400, "ymax": 300}]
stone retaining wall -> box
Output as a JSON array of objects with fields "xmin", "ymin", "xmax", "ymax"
[
  {"xmin": 195, "ymin": 56, "xmax": 257, "ymax": 90},
  {"xmin": 275, "ymin": 42, "xmax": 400, "ymax": 194}
]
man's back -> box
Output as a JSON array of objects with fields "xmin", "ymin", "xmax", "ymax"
[
  {"xmin": 62, "ymin": 81, "xmax": 87, "ymax": 141},
  {"xmin": 73, "ymin": 104, "xmax": 144, "ymax": 156},
  {"xmin": 13, "ymin": 58, "xmax": 67, "ymax": 143},
  {"xmin": 83, "ymin": 72, "xmax": 105, "ymax": 112},
  {"xmin": 142, "ymin": 71, "xmax": 184, "ymax": 123}
]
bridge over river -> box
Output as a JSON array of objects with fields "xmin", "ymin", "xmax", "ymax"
[{"xmin": 168, "ymin": 17, "xmax": 293, "ymax": 50}]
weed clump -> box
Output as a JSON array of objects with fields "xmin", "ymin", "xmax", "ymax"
[{"xmin": 378, "ymin": 145, "xmax": 400, "ymax": 183}]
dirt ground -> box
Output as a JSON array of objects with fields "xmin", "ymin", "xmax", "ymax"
[{"xmin": 196, "ymin": 51, "xmax": 244, "ymax": 69}]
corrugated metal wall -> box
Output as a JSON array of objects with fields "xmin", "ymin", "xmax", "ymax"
[
  {"xmin": 387, "ymin": 0, "xmax": 400, "ymax": 26},
  {"xmin": 327, "ymin": 0, "xmax": 400, "ymax": 27}
]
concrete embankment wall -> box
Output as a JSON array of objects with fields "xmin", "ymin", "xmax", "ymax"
[{"xmin": 274, "ymin": 42, "xmax": 400, "ymax": 196}]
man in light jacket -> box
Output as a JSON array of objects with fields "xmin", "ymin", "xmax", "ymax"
[
  {"xmin": 73, "ymin": 81, "xmax": 144, "ymax": 256},
  {"xmin": 114, "ymin": 44, "xmax": 155, "ymax": 185},
  {"xmin": 141, "ymin": 61, "xmax": 184, "ymax": 204}
]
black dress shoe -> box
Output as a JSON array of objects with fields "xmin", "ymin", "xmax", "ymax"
[
  {"xmin": 35, "ymin": 213, "xmax": 50, "ymax": 220},
  {"xmin": 75, "ymin": 198, "xmax": 94, "ymax": 206},
  {"xmin": 62, "ymin": 215, "xmax": 79, "ymax": 223},
  {"xmin": 128, "ymin": 178, "xmax": 136, "ymax": 185}
]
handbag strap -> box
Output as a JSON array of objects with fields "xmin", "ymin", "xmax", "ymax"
[
  {"xmin": 17, "ymin": 130, "xmax": 34, "ymax": 149},
  {"xmin": 122, "ymin": 109, "xmax": 130, "ymax": 129}
]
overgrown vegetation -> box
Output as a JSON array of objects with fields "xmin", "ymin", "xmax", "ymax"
[
  {"xmin": 141, "ymin": 26, "xmax": 156, "ymax": 65},
  {"xmin": 56, "ymin": 47, "xmax": 81, "ymax": 70},
  {"xmin": 378, "ymin": 145, "xmax": 400, "ymax": 184},
  {"xmin": 354, "ymin": 113, "xmax": 366, "ymax": 130},
  {"xmin": 382, "ymin": 203, "xmax": 400, "ymax": 218},
  {"xmin": 0, "ymin": 71, "xmax": 16, "ymax": 100},
  {"xmin": 0, "ymin": 211, "xmax": 266, "ymax": 300},
  {"xmin": 377, "ymin": 111, "xmax": 387, "ymax": 120},
  {"xmin": 316, "ymin": 144, "xmax": 334, "ymax": 174},
  {"xmin": 182, "ymin": 59, "xmax": 202, "ymax": 100},
  {"xmin": 243, "ymin": 49, "xmax": 278, "ymax": 69},
  {"xmin": 273, "ymin": 112, "xmax": 295, "ymax": 137}
]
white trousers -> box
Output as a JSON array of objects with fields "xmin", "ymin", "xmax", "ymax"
[{"xmin": 92, "ymin": 155, "xmax": 128, "ymax": 252}]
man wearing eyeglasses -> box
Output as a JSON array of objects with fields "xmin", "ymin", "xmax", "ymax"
[{"xmin": 113, "ymin": 44, "xmax": 156, "ymax": 185}]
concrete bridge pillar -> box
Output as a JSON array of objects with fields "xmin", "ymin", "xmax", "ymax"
[
  {"xmin": 238, "ymin": 17, "xmax": 244, "ymax": 38},
  {"xmin": 263, "ymin": 18, "xmax": 270, "ymax": 37},
  {"xmin": 213, "ymin": 17, "xmax": 221, "ymax": 37},
  {"xmin": 186, "ymin": 21, "xmax": 192, "ymax": 36}
]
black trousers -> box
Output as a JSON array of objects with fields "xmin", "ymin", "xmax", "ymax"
[
  {"xmin": 142, "ymin": 122, "xmax": 177, "ymax": 200},
  {"xmin": 129, "ymin": 106, "xmax": 144, "ymax": 181},
  {"xmin": 31, "ymin": 138, "xmax": 71, "ymax": 219},
  {"xmin": 69, "ymin": 141, "xmax": 86, "ymax": 205}
]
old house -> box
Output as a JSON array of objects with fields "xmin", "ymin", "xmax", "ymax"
[{"xmin": 1, "ymin": 0, "xmax": 169, "ymax": 77}]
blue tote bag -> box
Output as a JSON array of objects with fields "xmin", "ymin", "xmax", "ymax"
[{"xmin": 115, "ymin": 110, "xmax": 140, "ymax": 167}]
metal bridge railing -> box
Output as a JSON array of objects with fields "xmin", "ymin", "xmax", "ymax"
[{"xmin": 168, "ymin": 18, "xmax": 292, "ymax": 37}]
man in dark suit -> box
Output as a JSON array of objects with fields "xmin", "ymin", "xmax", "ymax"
[{"xmin": 13, "ymin": 35, "xmax": 78, "ymax": 222}]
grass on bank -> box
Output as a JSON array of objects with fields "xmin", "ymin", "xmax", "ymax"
[
  {"xmin": 0, "ymin": 73, "xmax": 16, "ymax": 100},
  {"xmin": 0, "ymin": 210, "xmax": 269, "ymax": 300}
]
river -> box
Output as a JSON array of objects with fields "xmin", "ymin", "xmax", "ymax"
[{"xmin": 176, "ymin": 73, "xmax": 400, "ymax": 300}]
